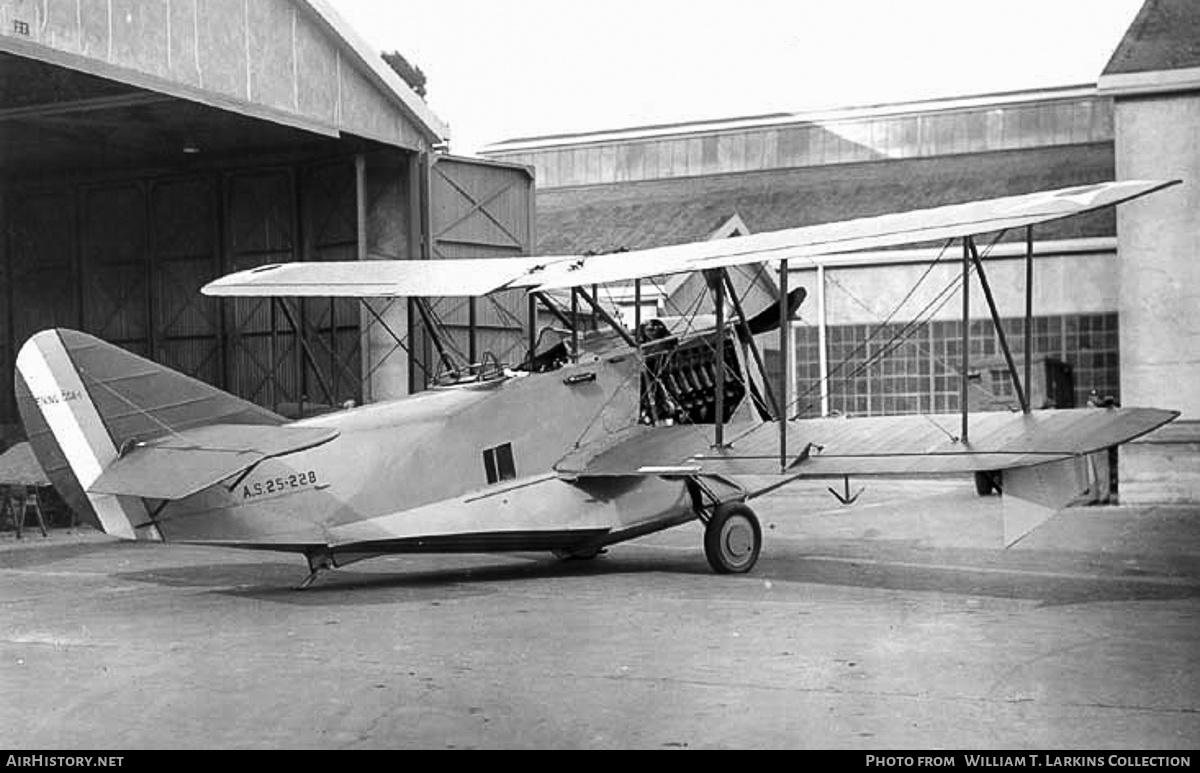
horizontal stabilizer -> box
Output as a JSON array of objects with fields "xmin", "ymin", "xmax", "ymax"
[{"xmin": 89, "ymin": 424, "xmax": 339, "ymax": 501}]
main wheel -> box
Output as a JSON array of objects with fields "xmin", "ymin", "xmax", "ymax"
[
  {"xmin": 704, "ymin": 503, "xmax": 762, "ymax": 574},
  {"xmin": 974, "ymin": 471, "xmax": 1000, "ymax": 496}
]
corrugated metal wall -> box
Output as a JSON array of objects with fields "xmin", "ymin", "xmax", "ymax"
[{"xmin": 490, "ymin": 94, "xmax": 1114, "ymax": 190}]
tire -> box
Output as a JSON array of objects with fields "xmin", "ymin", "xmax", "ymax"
[
  {"xmin": 974, "ymin": 471, "xmax": 999, "ymax": 496},
  {"xmin": 704, "ymin": 503, "xmax": 762, "ymax": 574}
]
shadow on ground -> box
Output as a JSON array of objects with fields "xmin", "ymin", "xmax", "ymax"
[{"xmin": 104, "ymin": 539, "xmax": 1200, "ymax": 609}]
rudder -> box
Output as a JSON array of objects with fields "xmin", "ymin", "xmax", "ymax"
[{"xmin": 14, "ymin": 329, "xmax": 284, "ymax": 539}]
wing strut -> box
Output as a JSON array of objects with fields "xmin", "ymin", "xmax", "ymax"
[
  {"xmin": 957, "ymin": 230, "xmax": 1041, "ymax": 440},
  {"xmin": 634, "ymin": 278, "xmax": 662, "ymax": 425},
  {"xmin": 576, "ymin": 285, "xmax": 638, "ymax": 350},
  {"xmin": 779, "ymin": 259, "xmax": 790, "ymax": 473},
  {"xmin": 967, "ymin": 236, "xmax": 1029, "ymax": 413},
  {"xmin": 722, "ymin": 271, "xmax": 781, "ymax": 420},
  {"xmin": 712, "ymin": 271, "xmax": 728, "ymax": 449},
  {"xmin": 961, "ymin": 240, "xmax": 971, "ymax": 443},
  {"xmin": 413, "ymin": 297, "xmax": 458, "ymax": 377},
  {"xmin": 527, "ymin": 293, "xmax": 538, "ymax": 367},
  {"xmin": 1024, "ymin": 226, "xmax": 1034, "ymax": 415},
  {"xmin": 572, "ymin": 289, "xmax": 581, "ymax": 363},
  {"xmin": 531, "ymin": 291, "xmax": 575, "ymax": 332}
]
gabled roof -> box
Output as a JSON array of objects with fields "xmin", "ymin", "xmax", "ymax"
[
  {"xmin": 302, "ymin": 0, "xmax": 449, "ymax": 142},
  {"xmin": 1103, "ymin": 0, "xmax": 1200, "ymax": 76},
  {"xmin": 535, "ymin": 143, "xmax": 1117, "ymax": 256},
  {"xmin": 486, "ymin": 85, "xmax": 1100, "ymax": 156},
  {"xmin": 0, "ymin": 0, "xmax": 448, "ymax": 151}
]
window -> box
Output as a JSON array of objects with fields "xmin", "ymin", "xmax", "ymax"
[
  {"xmin": 990, "ymin": 369, "xmax": 1014, "ymax": 397},
  {"xmin": 483, "ymin": 443, "xmax": 516, "ymax": 485}
]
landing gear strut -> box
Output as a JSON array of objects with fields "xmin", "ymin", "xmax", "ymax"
[
  {"xmin": 300, "ymin": 549, "xmax": 334, "ymax": 590},
  {"xmin": 703, "ymin": 502, "xmax": 762, "ymax": 574},
  {"xmin": 553, "ymin": 547, "xmax": 607, "ymax": 562}
]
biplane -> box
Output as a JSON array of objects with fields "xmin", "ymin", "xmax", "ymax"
[{"xmin": 14, "ymin": 179, "xmax": 1181, "ymax": 587}]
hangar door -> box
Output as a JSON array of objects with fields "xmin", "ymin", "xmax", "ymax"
[
  {"xmin": 412, "ymin": 155, "xmax": 535, "ymax": 388},
  {"xmin": 1, "ymin": 155, "xmax": 378, "ymax": 431},
  {"xmin": 1, "ymin": 152, "xmax": 536, "ymax": 435},
  {"xmin": 223, "ymin": 161, "xmax": 364, "ymax": 415}
]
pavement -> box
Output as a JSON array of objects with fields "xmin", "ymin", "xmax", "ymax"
[{"xmin": 1, "ymin": 478, "xmax": 1198, "ymax": 750}]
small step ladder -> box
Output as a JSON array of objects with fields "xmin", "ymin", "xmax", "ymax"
[{"xmin": 1, "ymin": 485, "xmax": 48, "ymax": 539}]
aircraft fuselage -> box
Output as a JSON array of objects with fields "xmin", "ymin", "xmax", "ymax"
[{"xmin": 151, "ymin": 354, "xmax": 702, "ymax": 559}]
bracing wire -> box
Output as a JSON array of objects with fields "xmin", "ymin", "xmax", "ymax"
[
  {"xmin": 790, "ymin": 238, "xmax": 954, "ymax": 407},
  {"xmin": 653, "ymin": 274, "xmax": 763, "ymax": 405},
  {"xmin": 786, "ymin": 231, "xmax": 1010, "ymax": 418}
]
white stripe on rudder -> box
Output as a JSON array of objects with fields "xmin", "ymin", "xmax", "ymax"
[{"xmin": 16, "ymin": 334, "xmax": 147, "ymax": 541}]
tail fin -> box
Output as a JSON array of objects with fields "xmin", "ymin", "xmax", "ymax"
[{"xmin": 14, "ymin": 329, "xmax": 283, "ymax": 540}]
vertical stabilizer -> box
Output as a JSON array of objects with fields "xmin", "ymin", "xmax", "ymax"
[
  {"xmin": 14, "ymin": 329, "xmax": 284, "ymax": 539},
  {"xmin": 16, "ymin": 331, "xmax": 150, "ymax": 539}
]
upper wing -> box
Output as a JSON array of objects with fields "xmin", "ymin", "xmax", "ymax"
[
  {"xmin": 88, "ymin": 424, "xmax": 339, "ymax": 501},
  {"xmin": 556, "ymin": 408, "xmax": 1180, "ymax": 479},
  {"xmin": 201, "ymin": 256, "xmax": 550, "ymax": 299},
  {"xmin": 519, "ymin": 180, "xmax": 1179, "ymax": 291},
  {"xmin": 202, "ymin": 180, "xmax": 1178, "ymax": 298}
]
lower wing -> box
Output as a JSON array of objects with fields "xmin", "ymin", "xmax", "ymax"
[
  {"xmin": 558, "ymin": 408, "xmax": 1178, "ymax": 479},
  {"xmin": 557, "ymin": 407, "xmax": 1179, "ymax": 545}
]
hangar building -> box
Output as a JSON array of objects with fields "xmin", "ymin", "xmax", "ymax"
[
  {"xmin": 482, "ymin": 0, "xmax": 1199, "ymax": 503},
  {"xmin": 0, "ymin": 0, "xmax": 535, "ymax": 453},
  {"xmin": 2, "ymin": 0, "xmax": 1194, "ymax": 509}
]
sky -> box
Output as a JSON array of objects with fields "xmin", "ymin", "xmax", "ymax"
[{"xmin": 328, "ymin": 0, "xmax": 1146, "ymax": 157}]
